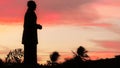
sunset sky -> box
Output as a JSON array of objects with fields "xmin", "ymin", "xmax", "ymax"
[{"xmin": 0, "ymin": 0, "xmax": 120, "ymax": 64}]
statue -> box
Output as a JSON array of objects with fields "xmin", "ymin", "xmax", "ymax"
[{"xmin": 22, "ymin": 0, "xmax": 42, "ymax": 65}]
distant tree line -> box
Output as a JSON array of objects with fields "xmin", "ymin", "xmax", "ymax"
[{"xmin": 0, "ymin": 46, "xmax": 120, "ymax": 68}]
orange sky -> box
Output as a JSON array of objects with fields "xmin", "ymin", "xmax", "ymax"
[{"xmin": 0, "ymin": 0, "xmax": 120, "ymax": 64}]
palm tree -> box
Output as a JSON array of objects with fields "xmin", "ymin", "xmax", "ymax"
[{"xmin": 76, "ymin": 46, "xmax": 89, "ymax": 60}]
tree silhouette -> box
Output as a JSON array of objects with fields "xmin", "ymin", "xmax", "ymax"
[
  {"xmin": 5, "ymin": 48, "xmax": 24, "ymax": 64},
  {"xmin": 0, "ymin": 58, "xmax": 4, "ymax": 65},
  {"xmin": 48, "ymin": 51, "xmax": 60, "ymax": 66},
  {"xmin": 76, "ymin": 46, "xmax": 89, "ymax": 60}
]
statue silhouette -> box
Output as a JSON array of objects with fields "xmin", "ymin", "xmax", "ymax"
[{"xmin": 22, "ymin": 0, "xmax": 42, "ymax": 65}]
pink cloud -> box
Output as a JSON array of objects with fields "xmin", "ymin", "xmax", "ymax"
[
  {"xmin": 88, "ymin": 51, "xmax": 118, "ymax": 60},
  {"xmin": 97, "ymin": 0, "xmax": 120, "ymax": 6},
  {"xmin": 92, "ymin": 40, "xmax": 120, "ymax": 51},
  {"xmin": 0, "ymin": 0, "xmax": 96, "ymax": 25},
  {"xmin": 0, "ymin": 0, "xmax": 25, "ymax": 17},
  {"xmin": 0, "ymin": 0, "xmax": 119, "ymax": 28},
  {"xmin": 38, "ymin": 12, "xmax": 61, "ymax": 25},
  {"xmin": 38, "ymin": 0, "xmax": 95, "ymax": 11},
  {"xmin": 0, "ymin": 0, "xmax": 26, "ymax": 24}
]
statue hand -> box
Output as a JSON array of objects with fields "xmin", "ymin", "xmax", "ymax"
[{"xmin": 37, "ymin": 24, "xmax": 42, "ymax": 29}]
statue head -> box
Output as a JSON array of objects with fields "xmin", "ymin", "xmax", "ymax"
[{"xmin": 27, "ymin": 0, "xmax": 36, "ymax": 10}]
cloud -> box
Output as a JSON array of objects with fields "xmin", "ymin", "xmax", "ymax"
[
  {"xmin": 37, "ymin": 0, "xmax": 101, "ymax": 26},
  {"xmin": 38, "ymin": 0, "xmax": 95, "ymax": 11},
  {"xmin": 88, "ymin": 51, "xmax": 118, "ymax": 59},
  {"xmin": 95, "ymin": 18, "xmax": 120, "ymax": 35},
  {"xmin": 0, "ymin": 0, "xmax": 97, "ymax": 25},
  {"xmin": 0, "ymin": 0, "xmax": 26, "ymax": 23},
  {"xmin": 29, "ymin": 0, "xmax": 120, "ymax": 27},
  {"xmin": 0, "ymin": 0, "xmax": 119, "ymax": 28},
  {"xmin": 97, "ymin": 0, "xmax": 120, "ymax": 6},
  {"xmin": 0, "ymin": 0, "xmax": 25, "ymax": 16},
  {"xmin": 92, "ymin": 40, "xmax": 120, "ymax": 51}
]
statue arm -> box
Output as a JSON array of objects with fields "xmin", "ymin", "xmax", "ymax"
[{"xmin": 36, "ymin": 24, "xmax": 42, "ymax": 29}]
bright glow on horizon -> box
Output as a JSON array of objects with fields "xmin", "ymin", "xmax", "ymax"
[{"xmin": 0, "ymin": 24, "xmax": 120, "ymax": 64}]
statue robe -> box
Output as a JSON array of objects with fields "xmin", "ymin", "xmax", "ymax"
[{"xmin": 22, "ymin": 9, "xmax": 38, "ymax": 45}]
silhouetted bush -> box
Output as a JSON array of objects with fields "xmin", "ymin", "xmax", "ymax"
[
  {"xmin": 50, "ymin": 51, "xmax": 60, "ymax": 62},
  {"xmin": 5, "ymin": 48, "xmax": 24, "ymax": 64},
  {"xmin": 47, "ymin": 51, "xmax": 60, "ymax": 66}
]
